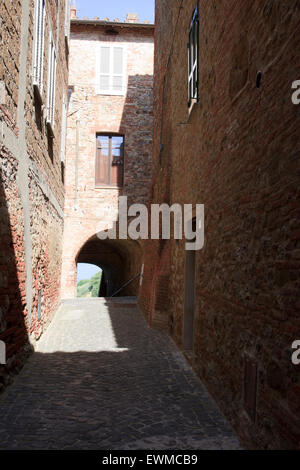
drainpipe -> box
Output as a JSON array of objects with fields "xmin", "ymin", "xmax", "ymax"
[{"xmin": 75, "ymin": 118, "xmax": 79, "ymax": 209}]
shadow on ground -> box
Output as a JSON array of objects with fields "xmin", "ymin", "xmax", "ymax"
[{"xmin": 0, "ymin": 300, "xmax": 241, "ymax": 450}]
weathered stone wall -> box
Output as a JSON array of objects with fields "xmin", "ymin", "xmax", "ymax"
[
  {"xmin": 61, "ymin": 20, "xmax": 154, "ymax": 298},
  {"xmin": 0, "ymin": 0, "xmax": 69, "ymax": 390},
  {"xmin": 0, "ymin": 0, "xmax": 22, "ymax": 129},
  {"xmin": 141, "ymin": 0, "xmax": 300, "ymax": 449}
]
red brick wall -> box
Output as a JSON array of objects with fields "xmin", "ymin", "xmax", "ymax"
[
  {"xmin": 140, "ymin": 0, "xmax": 300, "ymax": 449},
  {"xmin": 0, "ymin": 0, "xmax": 69, "ymax": 390},
  {"xmin": 0, "ymin": 148, "xmax": 29, "ymax": 392},
  {"xmin": 61, "ymin": 21, "xmax": 154, "ymax": 298},
  {"xmin": 0, "ymin": 0, "xmax": 22, "ymax": 131}
]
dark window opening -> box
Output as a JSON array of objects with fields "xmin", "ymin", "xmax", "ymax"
[
  {"xmin": 188, "ymin": 4, "xmax": 199, "ymax": 108},
  {"xmin": 96, "ymin": 134, "xmax": 124, "ymax": 187},
  {"xmin": 256, "ymin": 71, "xmax": 262, "ymax": 89},
  {"xmin": 61, "ymin": 161, "xmax": 65, "ymax": 184}
]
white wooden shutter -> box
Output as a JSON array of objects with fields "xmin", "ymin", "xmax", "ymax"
[
  {"xmin": 98, "ymin": 45, "xmax": 125, "ymax": 95},
  {"xmin": 99, "ymin": 46, "xmax": 110, "ymax": 92},
  {"xmin": 112, "ymin": 47, "xmax": 124, "ymax": 92},
  {"xmin": 33, "ymin": 0, "xmax": 45, "ymax": 92},
  {"xmin": 47, "ymin": 30, "xmax": 57, "ymax": 128}
]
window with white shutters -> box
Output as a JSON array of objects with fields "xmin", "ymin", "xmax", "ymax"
[
  {"xmin": 188, "ymin": 5, "xmax": 199, "ymax": 108},
  {"xmin": 60, "ymin": 94, "xmax": 67, "ymax": 162},
  {"xmin": 65, "ymin": 0, "xmax": 71, "ymax": 44},
  {"xmin": 33, "ymin": 0, "xmax": 46, "ymax": 96},
  {"xmin": 98, "ymin": 45, "xmax": 126, "ymax": 95},
  {"xmin": 46, "ymin": 29, "xmax": 57, "ymax": 134}
]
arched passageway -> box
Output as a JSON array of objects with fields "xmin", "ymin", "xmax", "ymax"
[{"xmin": 76, "ymin": 236, "xmax": 143, "ymax": 298}]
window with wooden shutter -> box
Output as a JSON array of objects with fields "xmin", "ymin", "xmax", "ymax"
[
  {"xmin": 98, "ymin": 45, "xmax": 126, "ymax": 95},
  {"xmin": 96, "ymin": 134, "xmax": 124, "ymax": 187},
  {"xmin": 33, "ymin": 0, "xmax": 46, "ymax": 97},
  {"xmin": 46, "ymin": 29, "xmax": 57, "ymax": 135},
  {"xmin": 188, "ymin": 4, "xmax": 199, "ymax": 108}
]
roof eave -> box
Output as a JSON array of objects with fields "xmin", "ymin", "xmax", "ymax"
[{"xmin": 71, "ymin": 19, "xmax": 155, "ymax": 29}]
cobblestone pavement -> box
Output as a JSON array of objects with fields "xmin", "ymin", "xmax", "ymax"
[{"xmin": 0, "ymin": 299, "xmax": 242, "ymax": 450}]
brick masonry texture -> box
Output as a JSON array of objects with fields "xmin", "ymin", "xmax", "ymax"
[
  {"xmin": 0, "ymin": 0, "xmax": 68, "ymax": 392},
  {"xmin": 61, "ymin": 20, "xmax": 154, "ymax": 298},
  {"xmin": 139, "ymin": 0, "xmax": 300, "ymax": 449},
  {"xmin": 0, "ymin": 0, "xmax": 22, "ymax": 129}
]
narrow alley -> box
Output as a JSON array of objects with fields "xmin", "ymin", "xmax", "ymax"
[
  {"xmin": 1, "ymin": 0, "xmax": 299, "ymax": 452},
  {"xmin": 0, "ymin": 299, "xmax": 241, "ymax": 450}
]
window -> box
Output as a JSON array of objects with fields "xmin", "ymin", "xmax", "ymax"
[
  {"xmin": 60, "ymin": 94, "xmax": 68, "ymax": 182},
  {"xmin": 188, "ymin": 5, "xmax": 199, "ymax": 108},
  {"xmin": 65, "ymin": 0, "xmax": 71, "ymax": 45},
  {"xmin": 46, "ymin": 29, "xmax": 57, "ymax": 135},
  {"xmin": 97, "ymin": 45, "xmax": 126, "ymax": 95},
  {"xmin": 96, "ymin": 134, "xmax": 124, "ymax": 187},
  {"xmin": 33, "ymin": 0, "xmax": 46, "ymax": 97}
]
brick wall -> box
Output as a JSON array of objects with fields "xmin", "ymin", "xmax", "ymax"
[
  {"xmin": 0, "ymin": 0, "xmax": 22, "ymax": 131},
  {"xmin": 140, "ymin": 0, "xmax": 300, "ymax": 449},
  {"xmin": 0, "ymin": 0, "xmax": 69, "ymax": 391},
  {"xmin": 61, "ymin": 19, "xmax": 154, "ymax": 298}
]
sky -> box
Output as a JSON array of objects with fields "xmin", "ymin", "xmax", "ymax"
[
  {"xmin": 74, "ymin": 0, "xmax": 155, "ymax": 24},
  {"xmin": 77, "ymin": 263, "xmax": 102, "ymax": 283}
]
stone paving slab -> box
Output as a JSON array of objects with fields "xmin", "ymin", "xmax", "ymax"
[{"xmin": 0, "ymin": 299, "xmax": 242, "ymax": 450}]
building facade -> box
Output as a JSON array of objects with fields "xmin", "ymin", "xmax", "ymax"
[
  {"xmin": 139, "ymin": 0, "xmax": 300, "ymax": 449},
  {"xmin": 61, "ymin": 9, "xmax": 154, "ymax": 298},
  {"xmin": 0, "ymin": 0, "xmax": 69, "ymax": 389}
]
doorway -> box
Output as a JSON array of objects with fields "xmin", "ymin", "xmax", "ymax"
[{"xmin": 183, "ymin": 247, "xmax": 196, "ymax": 351}]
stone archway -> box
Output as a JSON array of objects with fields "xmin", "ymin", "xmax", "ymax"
[{"xmin": 61, "ymin": 231, "xmax": 143, "ymax": 299}]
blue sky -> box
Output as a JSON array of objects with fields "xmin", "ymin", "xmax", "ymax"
[
  {"xmin": 77, "ymin": 263, "xmax": 102, "ymax": 283},
  {"xmin": 74, "ymin": 0, "xmax": 155, "ymax": 23}
]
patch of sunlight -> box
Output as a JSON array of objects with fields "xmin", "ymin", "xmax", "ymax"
[{"xmin": 37, "ymin": 304, "xmax": 129, "ymax": 354}]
